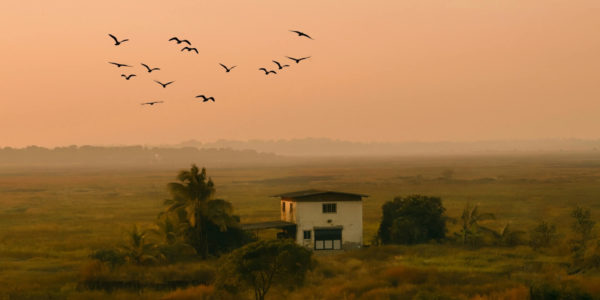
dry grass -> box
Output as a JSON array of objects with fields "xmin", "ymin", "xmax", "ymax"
[{"xmin": 1, "ymin": 154, "xmax": 600, "ymax": 298}]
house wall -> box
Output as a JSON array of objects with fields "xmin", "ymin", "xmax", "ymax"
[
  {"xmin": 280, "ymin": 200, "xmax": 296, "ymax": 223},
  {"xmin": 293, "ymin": 200, "xmax": 363, "ymax": 249}
]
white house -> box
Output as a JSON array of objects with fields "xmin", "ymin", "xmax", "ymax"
[{"xmin": 272, "ymin": 189, "xmax": 367, "ymax": 250}]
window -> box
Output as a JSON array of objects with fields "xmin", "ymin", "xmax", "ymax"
[
  {"xmin": 282, "ymin": 202, "xmax": 285, "ymax": 212},
  {"xmin": 322, "ymin": 203, "xmax": 337, "ymax": 213},
  {"xmin": 303, "ymin": 230, "xmax": 311, "ymax": 240},
  {"xmin": 290, "ymin": 203, "xmax": 294, "ymax": 214}
]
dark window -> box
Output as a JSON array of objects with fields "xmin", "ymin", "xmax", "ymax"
[
  {"xmin": 322, "ymin": 203, "xmax": 337, "ymax": 213},
  {"xmin": 282, "ymin": 202, "xmax": 285, "ymax": 212},
  {"xmin": 290, "ymin": 203, "xmax": 294, "ymax": 214},
  {"xmin": 303, "ymin": 230, "xmax": 311, "ymax": 239}
]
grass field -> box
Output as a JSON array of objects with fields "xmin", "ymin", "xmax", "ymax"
[{"xmin": 1, "ymin": 153, "xmax": 600, "ymax": 299}]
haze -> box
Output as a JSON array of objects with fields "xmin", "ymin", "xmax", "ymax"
[{"xmin": 1, "ymin": 0, "xmax": 599, "ymax": 148}]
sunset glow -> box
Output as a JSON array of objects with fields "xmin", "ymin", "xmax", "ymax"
[{"xmin": 1, "ymin": 0, "xmax": 599, "ymax": 147}]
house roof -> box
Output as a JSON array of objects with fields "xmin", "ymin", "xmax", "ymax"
[
  {"xmin": 271, "ymin": 189, "xmax": 368, "ymax": 199},
  {"xmin": 241, "ymin": 220, "xmax": 297, "ymax": 230}
]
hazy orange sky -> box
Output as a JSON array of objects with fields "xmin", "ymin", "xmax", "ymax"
[{"xmin": 1, "ymin": 0, "xmax": 599, "ymax": 147}]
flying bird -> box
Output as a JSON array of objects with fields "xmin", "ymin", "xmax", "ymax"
[
  {"xmin": 286, "ymin": 56, "xmax": 311, "ymax": 64},
  {"xmin": 141, "ymin": 101, "xmax": 164, "ymax": 106},
  {"xmin": 108, "ymin": 34, "xmax": 129, "ymax": 46},
  {"xmin": 141, "ymin": 63, "xmax": 160, "ymax": 73},
  {"xmin": 289, "ymin": 30, "xmax": 313, "ymax": 40},
  {"xmin": 154, "ymin": 80, "xmax": 174, "ymax": 88},
  {"xmin": 219, "ymin": 63, "xmax": 236, "ymax": 73},
  {"xmin": 108, "ymin": 62, "xmax": 131, "ymax": 68},
  {"xmin": 121, "ymin": 74, "xmax": 136, "ymax": 80},
  {"xmin": 181, "ymin": 47, "xmax": 199, "ymax": 54},
  {"xmin": 272, "ymin": 60, "xmax": 290, "ymax": 69},
  {"xmin": 195, "ymin": 95, "xmax": 215, "ymax": 102},
  {"xmin": 259, "ymin": 68, "xmax": 277, "ymax": 75},
  {"xmin": 168, "ymin": 37, "xmax": 191, "ymax": 45}
]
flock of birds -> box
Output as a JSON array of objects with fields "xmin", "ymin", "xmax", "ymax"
[{"xmin": 107, "ymin": 30, "xmax": 313, "ymax": 107}]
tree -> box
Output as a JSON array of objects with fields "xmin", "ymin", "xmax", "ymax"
[
  {"xmin": 216, "ymin": 239, "xmax": 313, "ymax": 300},
  {"xmin": 456, "ymin": 203, "xmax": 495, "ymax": 247},
  {"xmin": 164, "ymin": 165, "xmax": 215, "ymax": 258},
  {"xmin": 492, "ymin": 223, "xmax": 527, "ymax": 247},
  {"xmin": 530, "ymin": 220, "xmax": 557, "ymax": 251},
  {"xmin": 570, "ymin": 205, "xmax": 596, "ymax": 265},
  {"xmin": 150, "ymin": 215, "xmax": 197, "ymax": 263},
  {"xmin": 89, "ymin": 248, "xmax": 125, "ymax": 269},
  {"xmin": 377, "ymin": 195, "xmax": 447, "ymax": 245},
  {"xmin": 163, "ymin": 165, "xmax": 251, "ymax": 258},
  {"xmin": 120, "ymin": 225, "xmax": 159, "ymax": 265}
]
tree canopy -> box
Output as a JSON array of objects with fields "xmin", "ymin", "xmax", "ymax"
[
  {"xmin": 377, "ymin": 195, "xmax": 447, "ymax": 245},
  {"xmin": 162, "ymin": 165, "xmax": 253, "ymax": 259},
  {"xmin": 216, "ymin": 239, "xmax": 313, "ymax": 300},
  {"xmin": 456, "ymin": 203, "xmax": 496, "ymax": 247}
]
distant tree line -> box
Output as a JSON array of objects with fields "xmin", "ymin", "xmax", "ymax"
[{"xmin": 0, "ymin": 145, "xmax": 281, "ymax": 167}]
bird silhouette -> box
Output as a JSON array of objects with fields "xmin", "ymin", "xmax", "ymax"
[
  {"xmin": 121, "ymin": 74, "xmax": 136, "ymax": 80},
  {"xmin": 109, "ymin": 34, "xmax": 129, "ymax": 45},
  {"xmin": 286, "ymin": 56, "xmax": 311, "ymax": 64},
  {"xmin": 219, "ymin": 63, "xmax": 236, "ymax": 72},
  {"xmin": 289, "ymin": 30, "xmax": 313, "ymax": 40},
  {"xmin": 272, "ymin": 60, "xmax": 290, "ymax": 69},
  {"xmin": 168, "ymin": 37, "xmax": 191, "ymax": 45},
  {"xmin": 141, "ymin": 63, "xmax": 160, "ymax": 73},
  {"xmin": 259, "ymin": 68, "xmax": 277, "ymax": 75},
  {"xmin": 154, "ymin": 80, "xmax": 174, "ymax": 88},
  {"xmin": 108, "ymin": 62, "xmax": 131, "ymax": 68},
  {"xmin": 141, "ymin": 101, "xmax": 164, "ymax": 106},
  {"xmin": 196, "ymin": 95, "xmax": 215, "ymax": 102},
  {"xmin": 181, "ymin": 47, "xmax": 199, "ymax": 54}
]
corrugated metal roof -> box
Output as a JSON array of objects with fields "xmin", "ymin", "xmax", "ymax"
[{"xmin": 271, "ymin": 189, "xmax": 368, "ymax": 198}]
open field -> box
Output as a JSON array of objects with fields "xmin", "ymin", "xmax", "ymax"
[{"xmin": 1, "ymin": 153, "xmax": 600, "ymax": 298}]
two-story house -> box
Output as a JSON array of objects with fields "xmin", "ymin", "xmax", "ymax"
[{"xmin": 273, "ymin": 189, "xmax": 367, "ymax": 250}]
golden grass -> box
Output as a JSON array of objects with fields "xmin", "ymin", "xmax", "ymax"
[
  {"xmin": 161, "ymin": 285, "xmax": 216, "ymax": 300},
  {"xmin": 1, "ymin": 154, "xmax": 600, "ymax": 298}
]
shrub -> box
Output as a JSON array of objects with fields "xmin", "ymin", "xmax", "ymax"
[
  {"xmin": 216, "ymin": 239, "xmax": 313, "ymax": 300},
  {"xmin": 78, "ymin": 262, "xmax": 216, "ymax": 291},
  {"xmin": 570, "ymin": 206, "xmax": 596, "ymax": 265},
  {"xmin": 161, "ymin": 285, "xmax": 217, "ymax": 300},
  {"xmin": 529, "ymin": 281, "xmax": 594, "ymax": 300},
  {"xmin": 377, "ymin": 195, "xmax": 447, "ymax": 245},
  {"xmin": 90, "ymin": 248, "xmax": 126, "ymax": 269},
  {"xmin": 529, "ymin": 221, "xmax": 557, "ymax": 251}
]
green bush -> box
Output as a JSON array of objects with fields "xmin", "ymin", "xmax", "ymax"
[
  {"xmin": 529, "ymin": 281, "xmax": 594, "ymax": 300},
  {"xmin": 216, "ymin": 239, "xmax": 313, "ymax": 300},
  {"xmin": 90, "ymin": 248, "xmax": 126, "ymax": 269},
  {"xmin": 377, "ymin": 195, "xmax": 447, "ymax": 245},
  {"xmin": 530, "ymin": 221, "xmax": 558, "ymax": 251}
]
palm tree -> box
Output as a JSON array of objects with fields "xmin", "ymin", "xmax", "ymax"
[
  {"xmin": 497, "ymin": 223, "xmax": 526, "ymax": 246},
  {"xmin": 476, "ymin": 222, "xmax": 526, "ymax": 246},
  {"xmin": 150, "ymin": 215, "xmax": 197, "ymax": 262},
  {"xmin": 458, "ymin": 203, "xmax": 496, "ymax": 246},
  {"xmin": 120, "ymin": 225, "xmax": 159, "ymax": 265},
  {"xmin": 163, "ymin": 165, "xmax": 238, "ymax": 258}
]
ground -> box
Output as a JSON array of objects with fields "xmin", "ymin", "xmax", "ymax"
[{"xmin": 1, "ymin": 153, "xmax": 600, "ymax": 298}]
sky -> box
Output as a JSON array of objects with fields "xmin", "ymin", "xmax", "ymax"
[{"xmin": 1, "ymin": 0, "xmax": 599, "ymax": 148}]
